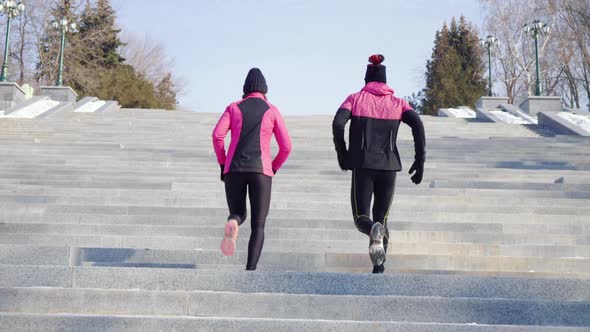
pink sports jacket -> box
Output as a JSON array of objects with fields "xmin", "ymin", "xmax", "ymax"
[
  {"xmin": 212, "ymin": 92, "xmax": 292, "ymax": 177},
  {"xmin": 332, "ymin": 82, "xmax": 425, "ymax": 171}
]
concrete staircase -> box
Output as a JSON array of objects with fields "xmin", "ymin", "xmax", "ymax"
[{"xmin": 0, "ymin": 110, "xmax": 589, "ymax": 331}]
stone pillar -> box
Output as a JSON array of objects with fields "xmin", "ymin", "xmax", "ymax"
[
  {"xmin": 0, "ymin": 82, "xmax": 26, "ymax": 110},
  {"xmin": 520, "ymin": 96, "xmax": 561, "ymax": 117},
  {"xmin": 475, "ymin": 96, "xmax": 509, "ymax": 111},
  {"xmin": 40, "ymin": 86, "xmax": 78, "ymax": 103}
]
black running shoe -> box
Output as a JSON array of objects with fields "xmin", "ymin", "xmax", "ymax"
[
  {"xmin": 372, "ymin": 264, "xmax": 384, "ymax": 274},
  {"xmin": 369, "ymin": 223, "xmax": 386, "ymax": 266}
]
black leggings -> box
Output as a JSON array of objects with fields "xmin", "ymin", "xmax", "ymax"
[
  {"xmin": 224, "ymin": 172, "xmax": 272, "ymax": 270},
  {"xmin": 351, "ymin": 168, "xmax": 397, "ymax": 255}
]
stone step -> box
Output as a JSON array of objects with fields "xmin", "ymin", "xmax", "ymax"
[
  {"xmin": 0, "ymin": 165, "xmax": 587, "ymax": 179},
  {"xmin": 1, "ymin": 221, "xmax": 585, "ymax": 238},
  {"xmin": 0, "ymin": 143, "xmax": 583, "ymax": 152},
  {"xmin": 2, "ymin": 210, "xmax": 588, "ymax": 226},
  {"xmin": 0, "ymin": 232, "xmax": 587, "ymax": 252},
  {"xmin": 0, "ymin": 173, "xmax": 587, "ymax": 188},
  {"xmin": 2, "ymin": 144, "xmax": 582, "ymax": 152},
  {"xmin": 0, "ymin": 169, "xmax": 577, "ymax": 180},
  {"xmin": 0, "ymin": 128, "xmax": 545, "ymax": 138},
  {"xmin": 0, "ymin": 195, "xmax": 588, "ymax": 215},
  {"xmin": 1, "ymin": 155, "xmax": 586, "ymax": 166},
  {"xmin": 2, "ymin": 313, "xmax": 586, "ymax": 332},
  {"xmin": 1, "ymin": 152, "xmax": 584, "ymax": 162},
  {"xmin": 2, "ymin": 265, "xmax": 589, "ymax": 300},
  {"xmin": 1, "ymin": 287, "xmax": 588, "ymax": 327},
  {"xmin": 0, "ymin": 191, "xmax": 587, "ymax": 209},
  {"xmin": 1, "ymin": 201, "xmax": 589, "ymax": 222},
  {"xmin": 1, "ymin": 179, "xmax": 589, "ymax": 195},
  {"xmin": 2, "ymin": 185, "xmax": 589, "ymax": 200},
  {"xmin": 2, "ymin": 232, "xmax": 589, "ymax": 257},
  {"xmin": 1, "ymin": 167, "xmax": 586, "ymax": 179},
  {"xmin": 2, "ymin": 111, "xmax": 590, "ymax": 330},
  {"xmin": 1, "ymin": 138, "xmax": 580, "ymax": 146},
  {"xmin": 2, "ymin": 246, "xmax": 589, "ymax": 275},
  {"xmin": 3, "ymin": 149, "xmax": 582, "ymax": 158},
  {"xmin": 1, "ymin": 213, "xmax": 586, "ymax": 233}
]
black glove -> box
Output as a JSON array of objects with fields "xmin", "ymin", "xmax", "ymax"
[
  {"xmin": 336, "ymin": 150, "xmax": 348, "ymax": 171},
  {"xmin": 408, "ymin": 159, "xmax": 424, "ymax": 185},
  {"xmin": 220, "ymin": 165, "xmax": 225, "ymax": 182},
  {"xmin": 273, "ymin": 169, "xmax": 277, "ymax": 175}
]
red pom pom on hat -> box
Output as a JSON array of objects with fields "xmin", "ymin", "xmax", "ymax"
[{"xmin": 368, "ymin": 54, "xmax": 385, "ymax": 65}]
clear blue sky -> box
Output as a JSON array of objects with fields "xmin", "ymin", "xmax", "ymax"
[{"xmin": 112, "ymin": 0, "xmax": 484, "ymax": 114}]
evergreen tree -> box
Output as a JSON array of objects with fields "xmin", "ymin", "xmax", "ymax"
[
  {"xmin": 94, "ymin": 65, "xmax": 158, "ymax": 109},
  {"xmin": 422, "ymin": 16, "xmax": 487, "ymax": 115},
  {"xmin": 79, "ymin": 0, "xmax": 125, "ymax": 68},
  {"xmin": 154, "ymin": 73, "xmax": 177, "ymax": 110},
  {"xmin": 36, "ymin": 0, "xmax": 178, "ymax": 109},
  {"xmin": 405, "ymin": 91, "xmax": 425, "ymax": 114}
]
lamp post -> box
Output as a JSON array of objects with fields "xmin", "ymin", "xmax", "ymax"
[
  {"xmin": 523, "ymin": 20, "xmax": 550, "ymax": 96},
  {"xmin": 479, "ymin": 35, "xmax": 500, "ymax": 97},
  {"xmin": 0, "ymin": 1, "xmax": 25, "ymax": 82},
  {"xmin": 51, "ymin": 17, "xmax": 77, "ymax": 86}
]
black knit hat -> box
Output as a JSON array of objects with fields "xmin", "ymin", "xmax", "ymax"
[
  {"xmin": 364, "ymin": 54, "xmax": 387, "ymax": 84},
  {"xmin": 243, "ymin": 68, "xmax": 268, "ymax": 95}
]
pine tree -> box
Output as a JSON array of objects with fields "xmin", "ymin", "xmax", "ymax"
[
  {"xmin": 35, "ymin": 0, "xmax": 178, "ymax": 109},
  {"xmin": 405, "ymin": 91, "xmax": 425, "ymax": 114},
  {"xmin": 422, "ymin": 17, "xmax": 487, "ymax": 115},
  {"xmin": 79, "ymin": 0, "xmax": 125, "ymax": 68},
  {"xmin": 154, "ymin": 73, "xmax": 177, "ymax": 110},
  {"xmin": 94, "ymin": 64, "xmax": 160, "ymax": 109}
]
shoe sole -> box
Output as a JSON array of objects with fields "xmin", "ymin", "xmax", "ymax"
[
  {"xmin": 220, "ymin": 220, "xmax": 238, "ymax": 256},
  {"xmin": 369, "ymin": 223, "xmax": 385, "ymax": 266}
]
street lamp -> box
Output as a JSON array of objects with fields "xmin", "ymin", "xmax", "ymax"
[
  {"xmin": 523, "ymin": 20, "xmax": 550, "ymax": 96},
  {"xmin": 0, "ymin": 1, "xmax": 25, "ymax": 82},
  {"xmin": 51, "ymin": 17, "xmax": 77, "ymax": 86},
  {"xmin": 479, "ymin": 35, "xmax": 500, "ymax": 97}
]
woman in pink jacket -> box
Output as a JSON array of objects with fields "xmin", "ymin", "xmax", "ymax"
[{"xmin": 212, "ymin": 68, "xmax": 292, "ymax": 271}]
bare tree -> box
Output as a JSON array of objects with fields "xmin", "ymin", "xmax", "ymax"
[
  {"xmin": 480, "ymin": 0, "xmax": 539, "ymax": 103},
  {"xmin": 119, "ymin": 31, "xmax": 186, "ymax": 96},
  {"xmin": 481, "ymin": 0, "xmax": 589, "ymax": 109},
  {"xmin": 0, "ymin": 0, "xmax": 54, "ymax": 85}
]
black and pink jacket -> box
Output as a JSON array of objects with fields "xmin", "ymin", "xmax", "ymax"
[
  {"xmin": 332, "ymin": 82, "xmax": 425, "ymax": 171},
  {"xmin": 213, "ymin": 92, "xmax": 292, "ymax": 177}
]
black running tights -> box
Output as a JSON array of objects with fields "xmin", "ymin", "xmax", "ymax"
[
  {"xmin": 351, "ymin": 168, "xmax": 397, "ymax": 254},
  {"xmin": 224, "ymin": 172, "xmax": 272, "ymax": 270}
]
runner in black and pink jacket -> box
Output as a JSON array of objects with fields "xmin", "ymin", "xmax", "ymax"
[
  {"xmin": 212, "ymin": 68, "xmax": 292, "ymax": 271},
  {"xmin": 332, "ymin": 54, "xmax": 426, "ymax": 274}
]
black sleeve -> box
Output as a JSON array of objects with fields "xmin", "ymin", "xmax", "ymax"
[
  {"xmin": 401, "ymin": 110, "xmax": 426, "ymax": 160},
  {"xmin": 332, "ymin": 108, "xmax": 351, "ymax": 154}
]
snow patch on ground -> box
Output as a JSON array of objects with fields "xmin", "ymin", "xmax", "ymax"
[
  {"xmin": 1, "ymin": 100, "xmax": 60, "ymax": 119},
  {"xmin": 490, "ymin": 110, "xmax": 532, "ymax": 124},
  {"xmin": 75, "ymin": 100, "xmax": 106, "ymax": 113},
  {"xmin": 510, "ymin": 109, "xmax": 538, "ymax": 124},
  {"xmin": 446, "ymin": 108, "xmax": 476, "ymax": 118},
  {"xmin": 557, "ymin": 112, "xmax": 590, "ymax": 132}
]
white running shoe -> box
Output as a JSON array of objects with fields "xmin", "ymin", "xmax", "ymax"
[{"xmin": 369, "ymin": 222, "xmax": 386, "ymax": 266}]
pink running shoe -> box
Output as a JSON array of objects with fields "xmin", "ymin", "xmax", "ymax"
[{"xmin": 220, "ymin": 219, "xmax": 239, "ymax": 256}]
